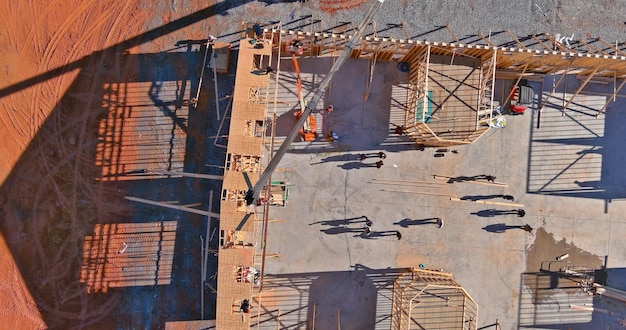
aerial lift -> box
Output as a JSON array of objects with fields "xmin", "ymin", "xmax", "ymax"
[
  {"xmin": 287, "ymin": 41, "xmax": 317, "ymax": 142},
  {"xmin": 236, "ymin": 0, "xmax": 385, "ymax": 230}
]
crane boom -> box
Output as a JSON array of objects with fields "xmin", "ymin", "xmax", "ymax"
[{"xmin": 238, "ymin": 0, "xmax": 384, "ymax": 230}]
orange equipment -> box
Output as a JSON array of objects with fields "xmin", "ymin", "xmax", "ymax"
[
  {"xmin": 291, "ymin": 50, "xmax": 316, "ymax": 141},
  {"xmin": 294, "ymin": 110, "xmax": 316, "ymax": 141}
]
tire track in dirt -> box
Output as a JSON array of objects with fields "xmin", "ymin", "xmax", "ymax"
[
  {"xmin": 63, "ymin": 4, "xmax": 133, "ymax": 238},
  {"xmin": 0, "ymin": 2, "xmax": 37, "ymax": 146},
  {"xmin": 28, "ymin": 3, "xmax": 148, "ymax": 327},
  {"xmin": 30, "ymin": 0, "xmax": 96, "ymax": 137},
  {"xmin": 19, "ymin": 0, "xmax": 54, "ymax": 56}
]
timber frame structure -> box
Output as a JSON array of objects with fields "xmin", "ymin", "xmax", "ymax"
[
  {"xmin": 258, "ymin": 26, "xmax": 626, "ymax": 146},
  {"xmin": 391, "ymin": 268, "xmax": 478, "ymax": 329},
  {"xmin": 216, "ymin": 23, "xmax": 626, "ymax": 328}
]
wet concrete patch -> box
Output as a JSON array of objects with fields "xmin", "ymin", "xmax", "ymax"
[{"xmin": 527, "ymin": 227, "xmax": 602, "ymax": 274}]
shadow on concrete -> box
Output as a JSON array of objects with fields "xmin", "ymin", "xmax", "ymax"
[
  {"xmin": 321, "ymin": 226, "xmax": 367, "ymax": 235},
  {"xmin": 254, "ymin": 265, "xmax": 409, "ymax": 329},
  {"xmin": 446, "ymin": 174, "xmax": 495, "ymax": 183},
  {"xmin": 338, "ymin": 161, "xmax": 382, "ymax": 170},
  {"xmin": 471, "ymin": 209, "xmax": 522, "ymax": 217},
  {"xmin": 310, "ymin": 153, "xmax": 362, "ymax": 164},
  {"xmin": 355, "ymin": 230, "xmax": 402, "ymax": 240},
  {"xmin": 527, "ymin": 74, "xmax": 626, "ymax": 212},
  {"xmin": 517, "ymin": 266, "xmax": 626, "ymax": 329},
  {"xmin": 481, "ymin": 224, "xmax": 527, "ymax": 233},
  {"xmin": 393, "ymin": 218, "xmax": 439, "ymax": 228},
  {"xmin": 309, "ymin": 215, "xmax": 370, "ymax": 226},
  {"xmin": 460, "ymin": 194, "xmax": 507, "ymax": 201},
  {"xmin": 269, "ymin": 58, "xmax": 413, "ymax": 155}
]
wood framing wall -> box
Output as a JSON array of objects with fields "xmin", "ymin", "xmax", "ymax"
[{"xmin": 261, "ymin": 27, "xmax": 626, "ymax": 146}]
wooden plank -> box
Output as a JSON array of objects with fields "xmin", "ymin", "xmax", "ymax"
[{"xmin": 381, "ymin": 189, "xmax": 454, "ymax": 197}]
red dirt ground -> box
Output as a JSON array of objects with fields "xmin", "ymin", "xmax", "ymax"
[{"xmin": 0, "ymin": 1, "xmax": 217, "ymax": 328}]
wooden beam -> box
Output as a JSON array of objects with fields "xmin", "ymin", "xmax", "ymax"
[
  {"xmin": 562, "ymin": 67, "xmax": 600, "ymax": 115},
  {"xmin": 597, "ymin": 37, "xmax": 626, "ymax": 57},
  {"xmin": 422, "ymin": 45, "xmax": 431, "ymax": 123},
  {"xmin": 477, "ymin": 32, "xmax": 495, "ymax": 47},
  {"xmin": 596, "ymin": 78, "xmax": 626, "ymax": 117},
  {"xmin": 543, "ymin": 33, "xmax": 574, "ymax": 53},
  {"xmin": 578, "ymin": 39, "xmax": 609, "ymax": 56},
  {"xmin": 400, "ymin": 21, "xmax": 410, "ymax": 39},
  {"xmin": 539, "ymin": 68, "xmax": 569, "ymax": 111},
  {"xmin": 503, "ymin": 63, "xmax": 529, "ymax": 106},
  {"xmin": 381, "ymin": 189, "xmax": 454, "ymax": 197},
  {"xmin": 531, "ymin": 34, "xmax": 554, "ymax": 51},
  {"xmin": 505, "ymin": 29, "xmax": 526, "ymax": 49},
  {"xmin": 446, "ymin": 24, "xmax": 460, "ymax": 43},
  {"xmin": 364, "ymin": 41, "xmax": 382, "ymax": 101}
]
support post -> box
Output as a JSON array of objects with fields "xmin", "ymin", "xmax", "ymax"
[
  {"xmin": 596, "ymin": 79, "xmax": 626, "ymax": 117},
  {"xmin": 422, "ymin": 45, "xmax": 431, "ymax": 123}
]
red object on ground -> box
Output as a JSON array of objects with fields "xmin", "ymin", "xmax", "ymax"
[{"xmin": 510, "ymin": 105, "xmax": 527, "ymax": 114}]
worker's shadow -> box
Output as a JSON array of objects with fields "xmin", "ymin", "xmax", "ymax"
[
  {"xmin": 393, "ymin": 218, "xmax": 438, "ymax": 228},
  {"xmin": 355, "ymin": 230, "xmax": 401, "ymax": 240},
  {"xmin": 471, "ymin": 209, "xmax": 518, "ymax": 217},
  {"xmin": 321, "ymin": 226, "xmax": 365, "ymax": 235},
  {"xmin": 460, "ymin": 194, "xmax": 504, "ymax": 201},
  {"xmin": 311, "ymin": 154, "xmax": 361, "ymax": 165},
  {"xmin": 446, "ymin": 175, "xmax": 477, "ymax": 183},
  {"xmin": 338, "ymin": 162, "xmax": 379, "ymax": 170},
  {"xmin": 310, "ymin": 216, "xmax": 370, "ymax": 227},
  {"xmin": 482, "ymin": 223, "xmax": 526, "ymax": 233}
]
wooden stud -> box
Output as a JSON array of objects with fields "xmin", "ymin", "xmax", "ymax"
[{"xmin": 596, "ymin": 79, "xmax": 626, "ymax": 117}]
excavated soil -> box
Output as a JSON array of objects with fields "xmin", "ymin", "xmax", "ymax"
[{"xmin": 0, "ymin": 1, "xmax": 222, "ymax": 328}]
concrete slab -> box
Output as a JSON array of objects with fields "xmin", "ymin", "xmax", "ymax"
[{"xmin": 252, "ymin": 56, "xmax": 626, "ymax": 329}]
